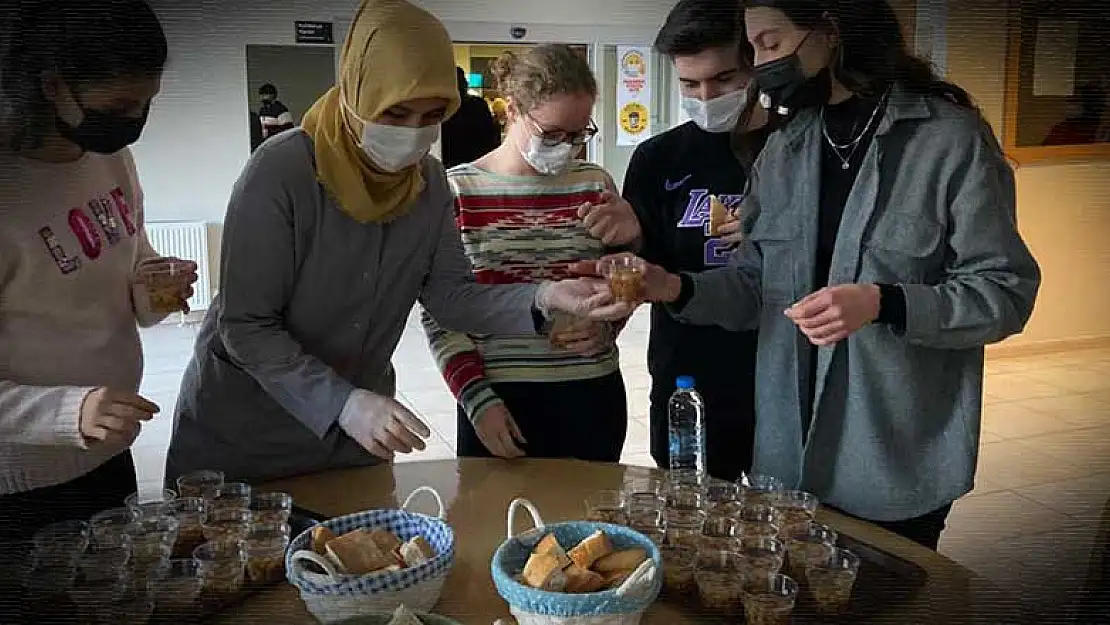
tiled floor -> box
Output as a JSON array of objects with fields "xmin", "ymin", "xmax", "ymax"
[{"xmin": 134, "ymin": 309, "xmax": 1110, "ymax": 622}]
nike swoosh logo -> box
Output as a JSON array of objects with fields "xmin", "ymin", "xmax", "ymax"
[{"xmin": 663, "ymin": 174, "xmax": 692, "ymax": 191}]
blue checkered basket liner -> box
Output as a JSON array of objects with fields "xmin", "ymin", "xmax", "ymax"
[
  {"xmin": 492, "ymin": 520, "xmax": 662, "ymax": 617},
  {"xmin": 286, "ymin": 507, "xmax": 454, "ymax": 596}
]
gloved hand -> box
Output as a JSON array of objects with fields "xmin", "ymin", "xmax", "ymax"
[
  {"xmin": 338, "ymin": 389, "xmax": 432, "ymax": 460},
  {"xmin": 535, "ymin": 278, "xmax": 635, "ymax": 321}
]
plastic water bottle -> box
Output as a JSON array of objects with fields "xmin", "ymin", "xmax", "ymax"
[{"xmin": 668, "ymin": 375, "xmax": 706, "ymax": 482}]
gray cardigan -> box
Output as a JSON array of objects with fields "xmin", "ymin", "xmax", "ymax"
[
  {"xmin": 672, "ymin": 85, "xmax": 1041, "ymax": 521},
  {"xmin": 166, "ymin": 130, "xmax": 537, "ymax": 484}
]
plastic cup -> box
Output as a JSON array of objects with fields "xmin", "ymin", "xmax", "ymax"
[
  {"xmin": 660, "ymin": 544, "xmax": 697, "ymax": 595},
  {"xmin": 175, "ymin": 470, "xmax": 225, "ymax": 500},
  {"xmin": 740, "ymin": 473, "xmax": 785, "ymax": 505},
  {"xmin": 584, "ymin": 490, "xmax": 628, "ymax": 525},
  {"xmin": 623, "ymin": 474, "xmax": 668, "ymax": 497},
  {"xmin": 667, "ymin": 483, "xmax": 706, "ymax": 512},
  {"xmin": 738, "ymin": 536, "xmax": 786, "ymax": 582},
  {"xmin": 664, "ymin": 508, "xmax": 706, "ymax": 548},
  {"xmin": 32, "ymin": 520, "xmax": 90, "ymax": 568},
  {"xmin": 249, "ymin": 491, "xmax": 292, "ymax": 525},
  {"xmin": 77, "ymin": 542, "xmax": 131, "ymax": 583},
  {"xmin": 785, "ymin": 522, "xmax": 838, "ymax": 583},
  {"xmin": 202, "ymin": 508, "xmax": 253, "ymax": 542},
  {"xmin": 742, "ymin": 573, "xmax": 799, "ymax": 625},
  {"xmin": 699, "ymin": 514, "xmax": 742, "ymax": 552},
  {"xmin": 151, "ymin": 559, "xmax": 203, "ymax": 616},
  {"xmin": 143, "ymin": 262, "xmax": 185, "ymax": 314},
  {"xmin": 164, "ymin": 497, "xmax": 208, "ymax": 558},
  {"xmin": 806, "ymin": 547, "xmax": 861, "ymax": 614},
  {"xmin": 125, "ymin": 488, "xmax": 178, "ymax": 520},
  {"xmin": 244, "ymin": 528, "xmax": 289, "ymax": 584},
  {"xmin": 773, "ymin": 490, "xmax": 820, "ymax": 537},
  {"xmin": 695, "ymin": 550, "xmax": 744, "ymax": 614},
  {"xmin": 211, "ymin": 482, "xmax": 252, "ymax": 512},
  {"xmin": 598, "ymin": 255, "xmax": 646, "ymax": 303},
  {"xmin": 193, "ymin": 538, "xmax": 247, "ymax": 598},
  {"xmin": 706, "ymin": 478, "xmax": 740, "ymax": 505}
]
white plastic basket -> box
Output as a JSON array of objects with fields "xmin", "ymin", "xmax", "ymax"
[
  {"xmin": 491, "ymin": 499, "xmax": 661, "ymax": 625},
  {"xmin": 285, "ymin": 486, "xmax": 453, "ymax": 623}
]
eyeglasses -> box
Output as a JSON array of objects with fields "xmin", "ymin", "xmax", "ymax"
[{"xmin": 525, "ymin": 112, "xmax": 598, "ymax": 147}]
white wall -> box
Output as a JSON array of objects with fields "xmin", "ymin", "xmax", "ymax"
[{"xmin": 133, "ymin": 0, "xmax": 676, "ymax": 224}]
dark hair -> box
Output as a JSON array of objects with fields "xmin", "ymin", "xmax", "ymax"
[
  {"xmin": 1075, "ymin": 83, "xmax": 1106, "ymax": 119},
  {"xmin": 259, "ymin": 83, "xmax": 278, "ymax": 97},
  {"xmin": 655, "ymin": 0, "xmax": 752, "ymax": 70},
  {"xmin": 744, "ymin": 0, "xmax": 974, "ymax": 107},
  {"xmin": 0, "ymin": 0, "xmax": 167, "ymax": 152},
  {"xmin": 455, "ymin": 67, "xmax": 468, "ymax": 94}
]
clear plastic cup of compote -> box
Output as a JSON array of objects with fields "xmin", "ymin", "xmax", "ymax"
[
  {"xmin": 806, "ymin": 547, "xmax": 861, "ymax": 614},
  {"xmin": 664, "ymin": 508, "xmax": 707, "ymax": 548},
  {"xmin": 738, "ymin": 535, "xmax": 786, "ymax": 583},
  {"xmin": 695, "ymin": 549, "xmax": 744, "ymax": 615},
  {"xmin": 773, "ymin": 490, "xmax": 820, "ymax": 538},
  {"xmin": 740, "ymin": 473, "xmax": 785, "ymax": 506},
  {"xmin": 659, "ymin": 544, "xmax": 698, "ymax": 596},
  {"xmin": 584, "ymin": 490, "xmax": 629, "ymax": 525},
  {"xmin": 742, "ymin": 572, "xmax": 799, "ymax": 625},
  {"xmin": 784, "ymin": 522, "xmax": 838, "ymax": 584}
]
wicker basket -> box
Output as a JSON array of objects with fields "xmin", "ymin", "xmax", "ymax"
[
  {"xmin": 491, "ymin": 499, "xmax": 662, "ymax": 625},
  {"xmin": 285, "ymin": 487, "xmax": 454, "ymax": 623}
]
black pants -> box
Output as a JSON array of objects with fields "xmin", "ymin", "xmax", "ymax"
[
  {"xmin": 0, "ymin": 450, "xmax": 137, "ymax": 545},
  {"xmin": 457, "ymin": 372, "xmax": 628, "ymax": 462},
  {"xmin": 830, "ymin": 502, "xmax": 953, "ymax": 551},
  {"xmin": 0, "ymin": 451, "xmax": 136, "ymax": 622},
  {"xmin": 649, "ymin": 376, "xmax": 756, "ymax": 482}
]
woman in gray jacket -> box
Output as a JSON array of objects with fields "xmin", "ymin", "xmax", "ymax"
[
  {"xmin": 583, "ymin": 0, "xmax": 1041, "ymax": 550},
  {"xmin": 165, "ymin": 0, "xmax": 624, "ymax": 485}
]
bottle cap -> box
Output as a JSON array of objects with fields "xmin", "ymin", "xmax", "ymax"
[{"xmin": 675, "ymin": 376, "xmax": 695, "ymax": 390}]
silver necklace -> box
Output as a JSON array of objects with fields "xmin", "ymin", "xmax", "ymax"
[{"xmin": 821, "ymin": 89, "xmax": 890, "ymax": 170}]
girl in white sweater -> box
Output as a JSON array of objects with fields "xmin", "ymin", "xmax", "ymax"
[{"xmin": 0, "ymin": 0, "xmax": 196, "ymax": 543}]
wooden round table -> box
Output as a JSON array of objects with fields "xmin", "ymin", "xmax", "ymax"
[{"xmin": 217, "ymin": 459, "xmax": 1022, "ymax": 624}]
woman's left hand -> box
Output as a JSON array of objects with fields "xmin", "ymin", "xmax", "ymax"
[
  {"xmin": 785, "ymin": 284, "xmax": 881, "ymax": 346},
  {"xmin": 578, "ymin": 191, "xmax": 642, "ymax": 247}
]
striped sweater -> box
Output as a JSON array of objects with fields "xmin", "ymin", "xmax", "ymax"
[{"xmin": 421, "ymin": 161, "xmax": 620, "ymax": 422}]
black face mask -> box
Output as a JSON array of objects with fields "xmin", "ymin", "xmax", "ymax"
[
  {"xmin": 56, "ymin": 95, "xmax": 151, "ymax": 154},
  {"xmin": 753, "ymin": 30, "xmax": 833, "ymax": 117}
]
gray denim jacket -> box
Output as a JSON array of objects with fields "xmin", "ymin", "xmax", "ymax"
[
  {"xmin": 167, "ymin": 131, "xmax": 537, "ymax": 484},
  {"xmin": 672, "ymin": 84, "xmax": 1041, "ymax": 521}
]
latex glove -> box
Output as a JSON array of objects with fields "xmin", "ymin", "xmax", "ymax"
[
  {"xmin": 338, "ymin": 390, "xmax": 432, "ymax": 460},
  {"xmin": 568, "ymin": 253, "xmax": 682, "ymax": 304},
  {"xmin": 578, "ymin": 191, "xmax": 642, "ymax": 247},
  {"xmin": 785, "ymin": 284, "xmax": 881, "ymax": 346},
  {"xmin": 535, "ymin": 279, "xmax": 636, "ymax": 322},
  {"xmin": 80, "ymin": 388, "xmax": 159, "ymax": 447},
  {"xmin": 472, "ymin": 402, "xmax": 526, "ymax": 459}
]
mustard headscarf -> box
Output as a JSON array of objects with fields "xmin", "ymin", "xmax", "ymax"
[{"xmin": 301, "ymin": 0, "xmax": 460, "ymax": 224}]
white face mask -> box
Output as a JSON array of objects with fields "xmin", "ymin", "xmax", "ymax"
[
  {"xmin": 682, "ymin": 88, "xmax": 749, "ymax": 133},
  {"xmin": 343, "ymin": 97, "xmax": 439, "ymax": 172},
  {"xmin": 519, "ymin": 134, "xmax": 576, "ymax": 176}
]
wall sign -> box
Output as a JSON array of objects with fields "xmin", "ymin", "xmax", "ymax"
[
  {"xmin": 615, "ymin": 45, "xmax": 653, "ymax": 147},
  {"xmin": 295, "ymin": 21, "xmax": 334, "ymax": 45}
]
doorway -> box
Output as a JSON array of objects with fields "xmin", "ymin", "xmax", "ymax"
[{"xmin": 244, "ymin": 45, "xmax": 336, "ymax": 153}]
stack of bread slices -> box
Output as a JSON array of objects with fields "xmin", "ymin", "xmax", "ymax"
[
  {"xmin": 520, "ymin": 530, "xmax": 648, "ymax": 593},
  {"xmin": 310, "ymin": 525, "xmax": 436, "ymax": 576}
]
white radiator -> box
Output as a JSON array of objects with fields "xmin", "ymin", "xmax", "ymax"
[{"xmin": 145, "ymin": 221, "xmax": 213, "ymax": 311}]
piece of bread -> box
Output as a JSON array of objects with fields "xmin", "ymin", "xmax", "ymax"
[
  {"xmin": 521, "ymin": 552, "xmax": 568, "ymax": 591},
  {"xmin": 564, "ymin": 564, "xmax": 606, "ymax": 593},
  {"xmin": 399, "ymin": 536, "xmax": 436, "ymax": 567},
  {"xmin": 325, "ymin": 529, "xmax": 394, "ymax": 575},
  {"xmin": 593, "ymin": 548, "xmax": 647, "ymax": 573},
  {"xmin": 311, "ymin": 526, "xmax": 336, "ymax": 555},
  {"xmin": 532, "ymin": 534, "xmax": 571, "ymax": 569},
  {"xmin": 387, "ymin": 605, "xmax": 424, "ymax": 625},
  {"xmin": 369, "ymin": 528, "xmax": 403, "ymax": 554},
  {"xmin": 567, "ymin": 530, "xmax": 613, "ymax": 570},
  {"xmin": 708, "ymin": 195, "xmax": 730, "ymax": 236},
  {"xmin": 601, "ymin": 568, "xmax": 634, "ymax": 589}
]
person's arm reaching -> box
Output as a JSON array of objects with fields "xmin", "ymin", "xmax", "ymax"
[
  {"xmin": 419, "ymin": 309, "xmax": 501, "ymax": 425},
  {"xmin": 899, "ymin": 124, "xmax": 1040, "ymax": 349},
  {"xmin": 214, "ymin": 150, "xmax": 356, "ymax": 440}
]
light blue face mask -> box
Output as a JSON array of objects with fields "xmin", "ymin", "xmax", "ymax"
[{"xmin": 681, "ymin": 87, "xmax": 749, "ymax": 133}]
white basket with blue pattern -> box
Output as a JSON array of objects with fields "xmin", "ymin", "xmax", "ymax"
[
  {"xmin": 492, "ymin": 499, "xmax": 662, "ymax": 625},
  {"xmin": 285, "ymin": 486, "xmax": 454, "ymax": 624}
]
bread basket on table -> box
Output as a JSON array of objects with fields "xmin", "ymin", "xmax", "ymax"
[
  {"xmin": 286, "ymin": 486, "xmax": 454, "ymax": 624},
  {"xmin": 492, "ymin": 498, "xmax": 662, "ymax": 625}
]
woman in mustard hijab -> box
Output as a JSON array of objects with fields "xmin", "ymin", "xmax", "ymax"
[{"xmin": 164, "ymin": 0, "xmax": 629, "ymax": 484}]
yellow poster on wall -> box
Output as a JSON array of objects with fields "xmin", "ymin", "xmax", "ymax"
[{"xmin": 616, "ymin": 46, "xmax": 652, "ymax": 146}]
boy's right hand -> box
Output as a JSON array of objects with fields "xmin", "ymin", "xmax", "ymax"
[{"xmin": 80, "ymin": 388, "xmax": 160, "ymax": 446}]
